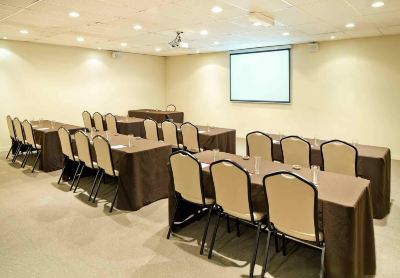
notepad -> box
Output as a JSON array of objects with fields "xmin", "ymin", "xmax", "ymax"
[
  {"xmin": 111, "ymin": 145, "xmax": 126, "ymax": 149},
  {"xmin": 32, "ymin": 125, "xmax": 39, "ymax": 128},
  {"xmin": 37, "ymin": 127, "xmax": 49, "ymax": 131},
  {"xmin": 201, "ymin": 163, "xmax": 209, "ymax": 169},
  {"xmin": 199, "ymin": 131, "xmax": 206, "ymax": 134},
  {"xmin": 273, "ymin": 140, "xmax": 279, "ymax": 144}
]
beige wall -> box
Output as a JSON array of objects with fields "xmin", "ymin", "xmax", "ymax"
[
  {"xmin": 0, "ymin": 40, "xmax": 165, "ymax": 151},
  {"xmin": 166, "ymin": 35, "xmax": 400, "ymax": 159}
]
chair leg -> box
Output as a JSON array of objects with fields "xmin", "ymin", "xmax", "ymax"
[
  {"xmin": 23, "ymin": 147, "xmax": 33, "ymax": 168},
  {"xmin": 31, "ymin": 150, "xmax": 41, "ymax": 173},
  {"xmin": 200, "ymin": 206, "xmax": 213, "ymax": 255},
  {"xmin": 109, "ymin": 183, "xmax": 119, "ymax": 213},
  {"xmin": 261, "ymin": 230, "xmax": 272, "ymax": 277},
  {"xmin": 88, "ymin": 169, "xmax": 101, "ymax": 201},
  {"xmin": 6, "ymin": 141, "xmax": 14, "ymax": 159},
  {"xmin": 70, "ymin": 163, "xmax": 81, "ymax": 191},
  {"xmin": 208, "ymin": 211, "xmax": 221, "ymax": 259},
  {"xmin": 236, "ymin": 218, "xmax": 240, "ymax": 237},
  {"xmin": 167, "ymin": 196, "xmax": 180, "ymax": 239},
  {"xmin": 57, "ymin": 157, "xmax": 68, "ymax": 184},
  {"xmin": 226, "ymin": 215, "xmax": 231, "ymax": 233},
  {"xmin": 319, "ymin": 246, "xmax": 326, "ymax": 278},
  {"xmin": 92, "ymin": 171, "xmax": 104, "ymax": 203},
  {"xmin": 274, "ymin": 232, "xmax": 279, "ymax": 253},
  {"xmin": 73, "ymin": 165, "xmax": 85, "ymax": 193},
  {"xmin": 282, "ymin": 234, "xmax": 286, "ymax": 256},
  {"xmin": 249, "ymin": 223, "xmax": 262, "ymax": 278},
  {"xmin": 12, "ymin": 142, "xmax": 22, "ymax": 163},
  {"xmin": 21, "ymin": 146, "xmax": 32, "ymax": 168}
]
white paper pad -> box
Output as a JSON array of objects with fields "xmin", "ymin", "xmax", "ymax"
[
  {"xmin": 273, "ymin": 140, "xmax": 279, "ymax": 144},
  {"xmin": 37, "ymin": 127, "xmax": 49, "ymax": 131},
  {"xmin": 199, "ymin": 131, "xmax": 206, "ymax": 134},
  {"xmin": 201, "ymin": 163, "xmax": 209, "ymax": 169},
  {"xmin": 111, "ymin": 145, "xmax": 126, "ymax": 149},
  {"xmin": 32, "ymin": 125, "xmax": 39, "ymax": 128}
]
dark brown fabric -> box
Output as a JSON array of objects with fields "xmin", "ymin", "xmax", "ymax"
[
  {"xmin": 128, "ymin": 109, "xmax": 184, "ymax": 123},
  {"xmin": 169, "ymin": 151, "xmax": 375, "ymax": 278},
  {"xmin": 32, "ymin": 120, "xmax": 83, "ymax": 172},
  {"xmin": 115, "ymin": 116, "xmax": 146, "ymax": 138},
  {"xmin": 267, "ymin": 134, "xmax": 390, "ymax": 219},
  {"xmin": 157, "ymin": 123, "xmax": 236, "ymax": 154}
]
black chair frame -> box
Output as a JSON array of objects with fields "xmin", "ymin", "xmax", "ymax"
[
  {"xmin": 280, "ymin": 135, "xmax": 312, "ymax": 167},
  {"xmin": 246, "ymin": 131, "xmax": 273, "ymax": 159},
  {"xmin": 320, "ymin": 139, "xmax": 359, "ymax": 176}
]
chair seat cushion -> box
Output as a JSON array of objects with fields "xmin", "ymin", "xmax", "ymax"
[
  {"xmin": 224, "ymin": 209, "xmax": 266, "ymax": 222},
  {"xmin": 35, "ymin": 144, "xmax": 41, "ymax": 149},
  {"xmin": 276, "ymin": 224, "xmax": 324, "ymax": 242},
  {"xmin": 183, "ymin": 195, "xmax": 215, "ymax": 206}
]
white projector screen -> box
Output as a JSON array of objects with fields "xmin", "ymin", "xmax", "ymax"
[{"xmin": 230, "ymin": 48, "xmax": 290, "ymax": 103}]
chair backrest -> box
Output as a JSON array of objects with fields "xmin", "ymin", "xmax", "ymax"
[
  {"xmin": 162, "ymin": 121, "xmax": 179, "ymax": 147},
  {"xmin": 93, "ymin": 112, "xmax": 105, "ymax": 131},
  {"xmin": 321, "ymin": 140, "xmax": 358, "ymax": 176},
  {"xmin": 13, "ymin": 117, "xmax": 24, "ymax": 142},
  {"xmin": 82, "ymin": 111, "xmax": 92, "ymax": 130},
  {"xmin": 58, "ymin": 127, "xmax": 75, "ymax": 161},
  {"xmin": 75, "ymin": 130, "xmax": 94, "ymax": 168},
  {"xmin": 170, "ymin": 151, "xmax": 205, "ymax": 205},
  {"xmin": 181, "ymin": 122, "xmax": 200, "ymax": 153},
  {"xmin": 166, "ymin": 104, "xmax": 176, "ymax": 112},
  {"xmin": 22, "ymin": 120, "xmax": 37, "ymax": 148},
  {"xmin": 144, "ymin": 118, "xmax": 159, "ymax": 141},
  {"xmin": 263, "ymin": 171, "xmax": 320, "ymax": 243},
  {"xmin": 6, "ymin": 115, "xmax": 16, "ymax": 139},
  {"xmin": 210, "ymin": 160, "xmax": 254, "ymax": 222},
  {"xmin": 105, "ymin": 113, "xmax": 118, "ymax": 134},
  {"xmin": 246, "ymin": 131, "xmax": 273, "ymax": 161},
  {"xmin": 93, "ymin": 135, "xmax": 115, "ymax": 176},
  {"xmin": 281, "ymin": 136, "xmax": 311, "ymax": 168}
]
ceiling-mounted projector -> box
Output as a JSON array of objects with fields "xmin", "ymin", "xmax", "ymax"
[
  {"xmin": 169, "ymin": 31, "xmax": 189, "ymax": 48},
  {"xmin": 248, "ymin": 12, "xmax": 275, "ymax": 27}
]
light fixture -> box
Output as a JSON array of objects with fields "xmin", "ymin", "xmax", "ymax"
[
  {"xmin": 371, "ymin": 1, "xmax": 384, "ymax": 8},
  {"xmin": 120, "ymin": 42, "xmax": 127, "ymax": 47},
  {"xmin": 68, "ymin": 11, "xmax": 80, "ymax": 18},
  {"xmin": 169, "ymin": 31, "xmax": 189, "ymax": 48},
  {"xmin": 345, "ymin": 23, "xmax": 355, "ymax": 28},
  {"xmin": 19, "ymin": 29, "xmax": 29, "ymax": 34},
  {"xmin": 214, "ymin": 41, "xmax": 219, "ymax": 45},
  {"xmin": 200, "ymin": 29, "xmax": 208, "ymax": 35},
  {"xmin": 253, "ymin": 22, "xmax": 262, "ymax": 26},
  {"xmin": 330, "ymin": 35, "xmax": 336, "ymax": 40},
  {"xmin": 248, "ymin": 12, "xmax": 274, "ymax": 27},
  {"xmin": 76, "ymin": 36, "xmax": 84, "ymax": 42},
  {"xmin": 211, "ymin": 6, "xmax": 222, "ymax": 13},
  {"xmin": 133, "ymin": 24, "xmax": 142, "ymax": 30},
  {"xmin": 3, "ymin": 36, "xmax": 7, "ymax": 39},
  {"xmin": 155, "ymin": 48, "xmax": 161, "ymax": 52},
  {"xmin": 282, "ymin": 31, "xmax": 290, "ymax": 36}
]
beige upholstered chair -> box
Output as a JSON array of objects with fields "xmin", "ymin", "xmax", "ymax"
[
  {"xmin": 168, "ymin": 151, "xmax": 214, "ymax": 254},
  {"xmin": 93, "ymin": 112, "xmax": 105, "ymax": 132},
  {"xmin": 105, "ymin": 113, "xmax": 118, "ymax": 134},
  {"xmin": 22, "ymin": 120, "xmax": 42, "ymax": 172},
  {"xmin": 6, "ymin": 115, "xmax": 17, "ymax": 159},
  {"xmin": 261, "ymin": 171, "xmax": 324, "ymax": 278},
  {"xmin": 166, "ymin": 104, "xmax": 176, "ymax": 111},
  {"xmin": 82, "ymin": 111, "xmax": 92, "ymax": 131},
  {"xmin": 92, "ymin": 135, "xmax": 119, "ymax": 212},
  {"xmin": 57, "ymin": 127, "xmax": 80, "ymax": 187},
  {"xmin": 181, "ymin": 122, "xmax": 202, "ymax": 153},
  {"xmin": 321, "ymin": 140, "xmax": 358, "ymax": 176},
  {"xmin": 280, "ymin": 136, "xmax": 311, "ymax": 168},
  {"xmin": 209, "ymin": 160, "xmax": 266, "ymax": 278},
  {"xmin": 12, "ymin": 117, "xmax": 28, "ymax": 164},
  {"xmin": 246, "ymin": 131, "xmax": 273, "ymax": 161},
  {"xmin": 144, "ymin": 118, "xmax": 159, "ymax": 141},
  {"xmin": 161, "ymin": 121, "xmax": 181, "ymax": 149}
]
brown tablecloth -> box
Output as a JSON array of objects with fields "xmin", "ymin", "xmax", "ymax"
[
  {"xmin": 128, "ymin": 109, "xmax": 184, "ymax": 123},
  {"xmin": 32, "ymin": 120, "xmax": 83, "ymax": 172},
  {"xmin": 157, "ymin": 123, "xmax": 236, "ymax": 154},
  {"xmin": 169, "ymin": 151, "xmax": 375, "ymax": 278},
  {"xmin": 115, "ymin": 116, "xmax": 146, "ymax": 138},
  {"xmin": 265, "ymin": 135, "xmax": 391, "ymax": 219}
]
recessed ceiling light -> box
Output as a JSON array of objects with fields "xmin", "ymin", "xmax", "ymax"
[
  {"xmin": 19, "ymin": 30, "xmax": 28, "ymax": 34},
  {"xmin": 253, "ymin": 22, "xmax": 262, "ymax": 26},
  {"xmin": 3, "ymin": 36, "xmax": 7, "ymax": 39},
  {"xmin": 345, "ymin": 23, "xmax": 355, "ymax": 28},
  {"xmin": 282, "ymin": 32, "xmax": 290, "ymax": 36},
  {"xmin": 120, "ymin": 42, "xmax": 127, "ymax": 47},
  {"xmin": 155, "ymin": 48, "xmax": 161, "ymax": 52},
  {"xmin": 200, "ymin": 30, "xmax": 208, "ymax": 35},
  {"xmin": 330, "ymin": 35, "xmax": 336, "ymax": 40},
  {"xmin": 214, "ymin": 41, "xmax": 219, "ymax": 45},
  {"xmin": 371, "ymin": 1, "xmax": 384, "ymax": 8},
  {"xmin": 133, "ymin": 25, "xmax": 142, "ymax": 30},
  {"xmin": 68, "ymin": 11, "xmax": 80, "ymax": 18},
  {"xmin": 211, "ymin": 6, "xmax": 222, "ymax": 13},
  {"xmin": 76, "ymin": 36, "xmax": 84, "ymax": 42}
]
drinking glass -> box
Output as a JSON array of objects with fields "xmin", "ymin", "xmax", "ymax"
[
  {"xmin": 30, "ymin": 117, "xmax": 35, "ymax": 124},
  {"xmin": 39, "ymin": 117, "xmax": 44, "ymax": 126},
  {"xmin": 128, "ymin": 134, "xmax": 134, "ymax": 147},
  {"xmin": 254, "ymin": 156, "xmax": 261, "ymax": 175},
  {"xmin": 90, "ymin": 127, "xmax": 95, "ymax": 139},
  {"xmin": 50, "ymin": 120, "xmax": 55, "ymax": 129},
  {"xmin": 207, "ymin": 123, "xmax": 211, "ymax": 132},
  {"xmin": 314, "ymin": 136, "xmax": 319, "ymax": 147},
  {"xmin": 105, "ymin": 130, "xmax": 109, "ymax": 140},
  {"xmin": 213, "ymin": 149, "xmax": 219, "ymax": 162},
  {"xmin": 279, "ymin": 132, "xmax": 284, "ymax": 141},
  {"xmin": 312, "ymin": 165, "xmax": 320, "ymax": 186},
  {"xmin": 351, "ymin": 139, "xmax": 358, "ymax": 147}
]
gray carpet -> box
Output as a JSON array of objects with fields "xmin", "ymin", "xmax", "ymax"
[{"xmin": 0, "ymin": 139, "xmax": 399, "ymax": 277}]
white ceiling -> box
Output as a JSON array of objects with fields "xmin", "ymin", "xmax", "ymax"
[{"xmin": 0, "ymin": 0, "xmax": 399, "ymax": 56}]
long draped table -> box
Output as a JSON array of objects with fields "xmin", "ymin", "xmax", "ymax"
[
  {"xmin": 128, "ymin": 109, "xmax": 184, "ymax": 123},
  {"xmin": 115, "ymin": 116, "xmax": 146, "ymax": 138},
  {"xmin": 168, "ymin": 151, "xmax": 375, "ymax": 278}
]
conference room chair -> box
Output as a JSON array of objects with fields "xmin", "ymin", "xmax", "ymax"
[
  {"xmin": 321, "ymin": 140, "xmax": 358, "ymax": 176},
  {"xmin": 144, "ymin": 118, "xmax": 159, "ymax": 141},
  {"xmin": 181, "ymin": 122, "xmax": 202, "ymax": 153},
  {"xmin": 73, "ymin": 130, "xmax": 100, "ymax": 196},
  {"xmin": 105, "ymin": 113, "xmax": 118, "ymax": 134},
  {"xmin": 246, "ymin": 131, "xmax": 273, "ymax": 161},
  {"xmin": 261, "ymin": 171, "xmax": 325, "ymax": 278},
  {"xmin": 21, "ymin": 120, "xmax": 42, "ymax": 172},
  {"xmin": 208, "ymin": 160, "xmax": 267, "ymax": 278},
  {"xmin": 92, "ymin": 135, "xmax": 119, "ymax": 213},
  {"xmin": 166, "ymin": 104, "xmax": 176, "ymax": 112},
  {"xmin": 57, "ymin": 127, "xmax": 80, "ymax": 188},
  {"xmin": 280, "ymin": 136, "xmax": 311, "ymax": 168},
  {"xmin": 93, "ymin": 112, "xmax": 105, "ymax": 132},
  {"xmin": 161, "ymin": 120, "xmax": 182, "ymax": 150},
  {"xmin": 6, "ymin": 115, "xmax": 17, "ymax": 160},
  {"xmin": 167, "ymin": 151, "xmax": 215, "ymax": 253},
  {"xmin": 12, "ymin": 117, "xmax": 29, "ymax": 165},
  {"xmin": 82, "ymin": 111, "xmax": 93, "ymax": 131}
]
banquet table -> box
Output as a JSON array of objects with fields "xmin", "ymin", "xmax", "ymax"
[
  {"xmin": 264, "ymin": 134, "xmax": 391, "ymax": 219},
  {"xmin": 128, "ymin": 109, "xmax": 184, "ymax": 123},
  {"xmin": 114, "ymin": 116, "xmax": 145, "ymax": 138},
  {"xmin": 157, "ymin": 123, "xmax": 236, "ymax": 154},
  {"xmin": 168, "ymin": 151, "xmax": 375, "ymax": 278},
  {"xmin": 32, "ymin": 120, "xmax": 83, "ymax": 172},
  {"xmin": 71, "ymin": 131, "xmax": 172, "ymax": 211}
]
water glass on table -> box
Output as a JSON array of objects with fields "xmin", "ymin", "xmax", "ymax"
[
  {"xmin": 254, "ymin": 156, "xmax": 261, "ymax": 175},
  {"xmin": 213, "ymin": 149, "xmax": 219, "ymax": 162},
  {"xmin": 312, "ymin": 165, "xmax": 320, "ymax": 186},
  {"xmin": 128, "ymin": 134, "xmax": 134, "ymax": 147}
]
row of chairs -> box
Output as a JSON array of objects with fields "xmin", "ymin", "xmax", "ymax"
[
  {"xmin": 6, "ymin": 115, "xmax": 42, "ymax": 172},
  {"xmin": 82, "ymin": 111, "xmax": 118, "ymax": 134},
  {"xmin": 247, "ymin": 131, "xmax": 358, "ymax": 176},
  {"xmin": 57, "ymin": 128, "xmax": 119, "ymax": 213},
  {"xmin": 168, "ymin": 150, "xmax": 325, "ymax": 278}
]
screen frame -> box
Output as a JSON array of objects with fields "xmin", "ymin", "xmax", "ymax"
[{"xmin": 229, "ymin": 47, "xmax": 291, "ymax": 104}]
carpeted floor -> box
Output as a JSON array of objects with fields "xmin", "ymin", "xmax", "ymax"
[{"xmin": 0, "ymin": 139, "xmax": 399, "ymax": 277}]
